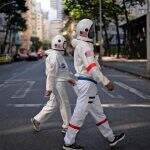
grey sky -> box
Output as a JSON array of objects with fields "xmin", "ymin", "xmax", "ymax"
[{"xmin": 36, "ymin": 0, "xmax": 57, "ymax": 20}]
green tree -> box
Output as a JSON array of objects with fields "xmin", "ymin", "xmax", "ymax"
[
  {"xmin": 30, "ymin": 37, "xmax": 42, "ymax": 52},
  {"xmin": 64, "ymin": 0, "xmax": 124, "ymax": 57},
  {"xmin": 121, "ymin": 0, "xmax": 145, "ymax": 58},
  {"xmin": 0, "ymin": 0, "xmax": 28, "ymax": 54},
  {"xmin": 42, "ymin": 40, "xmax": 51, "ymax": 50}
]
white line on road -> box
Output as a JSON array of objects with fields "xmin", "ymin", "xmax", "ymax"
[
  {"xmin": 102, "ymin": 103, "xmax": 150, "ymax": 108},
  {"xmin": 101, "ymin": 87, "xmax": 124, "ymax": 99},
  {"xmin": 0, "ymin": 84, "xmax": 4, "ymax": 88},
  {"xmin": 107, "ymin": 75, "xmax": 130, "ymax": 78},
  {"xmin": 0, "ymin": 122, "xmax": 61, "ymax": 136},
  {"xmin": 82, "ymin": 121, "xmax": 150, "ymax": 133},
  {"xmin": 11, "ymin": 81, "xmax": 35, "ymax": 99},
  {"xmin": 6, "ymin": 60, "xmax": 44, "ymax": 81},
  {"xmin": 112, "ymin": 122, "xmax": 150, "ymax": 131},
  {"xmin": 7, "ymin": 103, "xmax": 44, "ymax": 107},
  {"xmin": 1, "ymin": 120, "xmax": 149, "ymax": 136},
  {"xmin": 114, "ymin": 81, "xmax": 150, "ymax": 99},
  {"xmin": 6, "ymin": 103, "xmax": 150, "ymax": 108}
]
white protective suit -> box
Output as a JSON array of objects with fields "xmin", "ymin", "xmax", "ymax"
[
  {"xmin": 34, "ymin": 35, "xmax": 72, "ymax": 129},
  {"xmin": 64, "ymin": 19, "xmax": 115, "ymax": 145}
]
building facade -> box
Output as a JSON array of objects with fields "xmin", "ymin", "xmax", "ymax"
[
  {"xmin": 20, "ymin": 0, "xmax": 32, "ymax": 51},
  {"xmin": 49, "ymin": 20, "xmax": 63, "ymax": 39},
  {"xmin": 21, "ymin": 0, "xmax": 50, "ymax": 51},
  {"xmin": 50, "ymin": 0, "xmax": 64, "ymax": 20}
]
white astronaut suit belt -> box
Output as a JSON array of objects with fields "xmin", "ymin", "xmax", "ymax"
[{"xmin": 77, "ymin": 76, "xmax": 97, "ymax": 84}]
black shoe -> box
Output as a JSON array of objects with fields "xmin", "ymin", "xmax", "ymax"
[
  {"xmin": 31, "ymin": 118, "xmax": 40, "ymax": 132},
  {"xmin": 63, "ymin": 143, "xmax": 84, "ymax": 150},
  {"xmin": 61, "ymin": 128, "xmax": 68, "ymax": 134},
  {"xmin": 109, "ymin": 133, "xmax": 125, "ymax": 146}
]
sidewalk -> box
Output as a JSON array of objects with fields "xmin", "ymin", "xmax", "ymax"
[{"xmin": 102, "ymin": 57, "xmax": 150, "ymax": 80}]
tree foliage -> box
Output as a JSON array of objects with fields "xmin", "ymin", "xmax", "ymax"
[
  {"xmin": 30, "ymin": 37, "xmax": 42, "ymax": 52},
  {"xmin": 64, "ymin": 0, "xmax": 124, "ymax": 57},
  {"xmin": 0, "ymin": 0, "xmax": 28, "ymax": 31},
  {"xmin": 42, "ymin": 40, "xmax": 51, "ymax": 50},
  {"xmin": 0, "ymin": 0, "xmax": 28, "ymax": 53}
]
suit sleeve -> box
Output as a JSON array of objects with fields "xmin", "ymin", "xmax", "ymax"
[
  {"xmin": 45, "ymin": 56, "xmax": 56, "ymax": 91},
  {"xmin": 80, "ymin": 45, "xmax": 110, "ymax": 86}
]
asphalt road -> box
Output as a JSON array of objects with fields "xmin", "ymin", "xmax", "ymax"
[{"xmin": 0, "ymin": 58, "xmax": 150, "ymax": 150}]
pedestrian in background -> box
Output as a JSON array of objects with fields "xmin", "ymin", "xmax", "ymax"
[{"xmin": 31, "ymin": 35, "xmax": 75, "ymax": 134}]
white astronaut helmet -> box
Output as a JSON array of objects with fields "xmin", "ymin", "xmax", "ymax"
[
  {"xmin": 51, "ymin": 35, "xmax": 67, "ymax": 51},
  {"xmin": 76, "ymin": 19, "xmax": 94, "ymax": 42}
]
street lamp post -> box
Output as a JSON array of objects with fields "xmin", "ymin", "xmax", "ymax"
[
  {"xmin": 99, "ymin": 0, "xmax": 103, "ymax": 62},
  {"xmin": 147, "ymin": 0, "xmax": 150, "ymax": 73},
  {"xmin": 0, "ymin": 1, "xmax": 16, "ymax": 11}
]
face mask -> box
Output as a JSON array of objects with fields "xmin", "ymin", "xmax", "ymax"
[{"xmin": 88, "ymin": 25, "xmax": 94, "ymax": 39}]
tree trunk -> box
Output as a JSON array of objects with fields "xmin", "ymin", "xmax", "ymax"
[
  {"xmin": 1, "ymin": 15, "xmax": 11, "ymax": 54},
  {"xmin": 7, "ymin": 29, "xmax": 12, "ymax": 54},
  {"xmin": 122, "ymin": 0, "xmax": 134, "ymax": 58},
  {"xmin": 114, "ymin": 13, "xmax": 121, "ymax": 58},
  {"xmin": 102, "ymin": 16, "xmax": 110, "ymax": 56}
]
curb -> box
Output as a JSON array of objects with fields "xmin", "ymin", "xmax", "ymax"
[{"xmin": 103, "ymin": 64, "xmax": 150, "ymax": 80}]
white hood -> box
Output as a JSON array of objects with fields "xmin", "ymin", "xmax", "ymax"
[{"xmin": 71, "ymin": 39, "xmax": 79, "ymax": 48}]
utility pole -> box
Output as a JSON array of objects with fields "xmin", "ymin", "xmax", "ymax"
[
  {"xmin": 147, "ymin": 0, "xmax": 150, "ymax": 73},
  {"xmin": 99, "ymin": 0, "xmax": 103, "ymax": 62}
]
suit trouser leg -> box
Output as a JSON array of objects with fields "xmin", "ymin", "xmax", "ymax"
[
  {"xmin": 56, "ymin": 82, "xmax": 71, "ymax": 129},
  {"xmin": 34, "ymin": 93, "xmax": 57, "ymax": 123},
  {"xmin": 64, "ymin": 81, "xmax": 91, "ymax": 145},
  {"xmin": 89, "ymin": 95, "xmax": 115, "ymax": 141}
]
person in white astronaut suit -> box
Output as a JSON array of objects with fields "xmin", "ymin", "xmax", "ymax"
[
  {"xmin": 31, "ymin": 35, "xmax": 75, "ymax": 134},
  {"xmin": 63, "ymin": 19, "xmax": 125, "ymax": 150}
]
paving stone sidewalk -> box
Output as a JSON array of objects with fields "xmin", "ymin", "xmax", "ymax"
[{"xmin": 102, "ymin": 57, "xmax": 150, "ymax": 80}]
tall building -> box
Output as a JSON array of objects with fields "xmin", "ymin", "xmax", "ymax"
[
  {"xmin": 50, "ymin": 0, "xmax": 57, "ymax": 9},
  {"xmin": 20, "ymin": 0, "xmax": 32, "ymax": 51},
  {"xmin": 50, "ymin": 0, "xmax": 64, "ymax": 20},
  {"xmin": 35, "ymin": 2, "xmax": 43, "ymax": 41},
  {"xmin": 43, "ymin": 12, "xmax": 51, "ymax": 41},
  {"xmin": 49, "ymin": 20, "xmax": 63, "ymax": 39},
  {"xmin": 21, "ymin": 0, "xmax": 51, "ymax": 51}
]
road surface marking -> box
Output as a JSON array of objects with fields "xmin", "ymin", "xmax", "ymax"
[
  {"xmin": 127, "ymin": 78, "xmax": 143, "ymax": 82},
  {"xmin": 0, "ymin": 84, "xmax": 4, "ymax": 88},
  {"xmin": 112, "ymin": 122, "xmax": 150, "ymax": 131},
  {"xmin": 0, "ymin": 83, "xmax": 11, "ymax": 91},
  {"xmin": 11, "ymin": 81, "xmax": 35, "ymax": 98},
  {"xmin": 6, "ymin": 60, "xmax": 44, "ymax": 81},
  {"xmin": 0, "ymin": 122, "xmax": 61, "ymax": 136},
  {"xmin": 7, "ymin": 103, "xmax": 44, "ymax": 107},
  {"xmin": 6, "ymin": 103, "xmax": 150, "ymax": 108},
  {"xmin": 107, "ymin": 75, "xmax": 130, "ymax": 78},
  {"xmin": 82, "ymin": 121, "xmax": 150, "ymax": 133},
  {"xmin": 101, "ymin": 87, "xmax": 124, "ymax": 99},
  {"xmin": 114, "ymin": 81, "xmax": 150, "ymax": 99},
  {"xmin": 1, "ymin": 120, "xmax": 149, "ymax": 136},
  {"xmin": 102, "ymin": 103, "xmax": 150, "ymax": 108}
]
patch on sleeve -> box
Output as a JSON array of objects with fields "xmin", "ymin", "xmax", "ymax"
[
  {"xmin": 85, "ymin": 50, "xmax": 94, "ymax": 57},
  {"xmin": 49, "ymin": 63, "xmax": 54, "ymax": 69}
]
